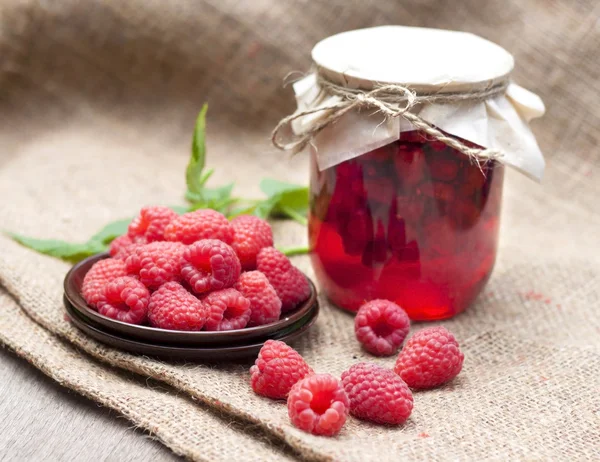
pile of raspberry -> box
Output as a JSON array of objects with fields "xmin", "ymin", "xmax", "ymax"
[
  {"xmin": 81, "ymin": 206, "xmax": 311, "ymax": 330},
  {"xmin": 249, "ymin": 299, "xmax": 464, "ymax": 437}
]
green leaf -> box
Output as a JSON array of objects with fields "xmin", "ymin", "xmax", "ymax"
[
  {"xmin": 8, "ymin": 233, "xmax": 106, "ymax": 263},
  {"xmin": 256, "ymin": 178, "xmax": 309, "ymax": 224},
  {"xmin": 168, "ymin": 205, "xmax": 189, "ymax": 214},
  {"xmin": 89, "ymin": 218, "xmax": 132, "ymax": 244},
  {"xmin": 185, "ymin": 104, "xmax": 209, "ymax": 200},
  {"xmin": 278, "ymin": 245, "xmax": 310, "ymax": 256}
]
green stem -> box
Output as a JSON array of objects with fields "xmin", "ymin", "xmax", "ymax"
[
  {"xmin": 279, "ymin": 205, "xmax": 308, "ymax": 226},
  {"xmin": 278, "ymin": 245, "xmax": 310, "ymax": 257}
]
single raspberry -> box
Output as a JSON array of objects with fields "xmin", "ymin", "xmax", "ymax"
[
  {"xmin": 256, "ymin": 247, "xmax": 311, "ymax": 312},
  {"xmin": 354, "ymin": 299, "xmax": 410, "ymax": 356},
  {"xmin": 108, "ymin": 234, "xmax": 145, "ymax": 261},
  {"xmin": 394, "ymin": 326, "xmax": 464, "ymax": 389},
  {"xmin": 202, "ymin": 288, "xmax": 251, "ymax": 331},
  {"xmin": 234, "ymin": 271, "xmax": 281, "ymax": 326},
  {"xmin": 148, "ymin": 282, "xmax": 207, "ymax": 330},
  {"xmin": 180, "ymin": 239, "xmax": 241, "ymax": 295},
  {"xmin": 230, "ymin": 215, "xmax": 274, "ymax": 270},
  {"xmin": 127, "ymin": 206, "xmax": 178, "ymax": 242},
  {"xmin": 250, "ymin": 340, "xmax": 313, "ymax": 399},
  {"xmin": 341, "ymin": 363, "xmax": 413, "ymax": 425},
  {"xmin": 81, "ymin": 258, "xmax": 127, "ymax": 307},
  {"xmin": 125, "ymin": 241, "xmax": 185, "ymax": 290},
  {"xmin": 96, "ymin": 276, "xmax": 150, "ymax": 324},
  {"xmin": 287, "ymin": 374, "xmax": 349, "ymax": 436},
  {"xmin": 164, "ymin": 209, "xmax": 234, "ymax": 245}
]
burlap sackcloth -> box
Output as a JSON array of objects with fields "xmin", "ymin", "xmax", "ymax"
[{"xmin": 1, "ymin": 1, "xmax": 599, "ymax": 460}]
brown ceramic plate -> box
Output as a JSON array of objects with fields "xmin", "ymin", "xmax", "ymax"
[
  {"xmin": 64, "ymin": 253, "xmax": 319, "ymax": 346},
  {"xmin": 64, "ymin": 298, "xmax": 319, "ymax": 360}
]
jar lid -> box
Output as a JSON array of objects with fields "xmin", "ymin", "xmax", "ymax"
[{"xmin": 312, "ymin": 26, "xmax": 514, "ymax": 93}]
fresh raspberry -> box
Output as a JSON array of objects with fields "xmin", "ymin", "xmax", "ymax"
[
  {"xmin": 147, "ymin": 282, "xmax": 207, "ymax": 331},
  {"xmin": 230, "ymin": 215, "xmax": 274, "ymax": 270},
  {"xmin": 250, "ymin": 340, "xmax": 313, "ymax": 399},
  {"xmin": 180, "ymin": 239, "xmax": 241, "ymax": 295},
  {"xmin": 354, "ymin": 299, "xmax": 410, "ymax": 356},
  {"xmin": 287, "ymin": 374, "xmax": 349, "ymax": 436},
  {"xmin": 256, "ymin": 247, "xmax": 311, "ymax": 312},
  {"xmin": 125, "ymin": 241, "xmax": 185, "ymax": 290},
  {"xmin": 81, "ymin": 258, "xmax": 127, "ymax": 307},
  {"xmin": 394, "ymin": 326, "xmax": 464, "ymax": 389},
  {"xmin": 96, "ymin": 276, "xmax": 150, "ymax": 324},
  {"xmin": 164, "ymin": 209, "xmax": 234, "ymax": 245},
  {"xmin": 234, "ymin": 271, "xmax": 281, "ymax": 326},
  {"xmin": 341, "ymin": 363, "xmax": 413, "ymax": 425},
  {"xmin": 202, "ymin": 288, "xmax": 251, "ymax": 331},
  {"xmin": 127, "ymin": 206, "xmax": 178, "ymax": 242},
  {"xmin": 108, "ymin": 234, "xmax": 145, "ymax": 261}
]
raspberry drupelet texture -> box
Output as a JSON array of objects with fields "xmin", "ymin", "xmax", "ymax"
[
  {"xmin": 96, "ymin": 276, "xmax": 150, "ymax": 324},
  {"xmin": 180, "ymin": 239, "xmax": 241, "ymax": 295},
  {"xmin": 127, "ymin": 206, "xmax": 178, "ymax": 242},
  {"xmin": 287, "ymin": 374, "xmax": 349, "ymax": 436},
  {"xmin": 250, "ymin": 340, "xmax": 313, "ymax": 399},
  {"xmin": 109, "ymin": 234, "xmax": 135, "ymax": 258},
  {"xmin": 354, "ymin": 299, "xmax": 410, "ymax": 356},
  {"xmin": 202, "ymin": 288, "xmax": 251, "ymax": 331},
  {"xmin": 394, "ymin": 326, "xmax": 464, "ymax": 389},
  {"xmin": 81, "ymin": 258, "xmax": 127, "ymax": 308},
  {"xmin": 164, "ymin": 209, "xmax": 234, "ymax": 245},
  {"xmin": 234, "ymin": 271, "xmax": 282, "ymax": 326},
  {"xmin": 148, "ymin": 282, "xmax": 207, "ymax": 330},
  {"xmin": 341, "ymin": 363, "xmax": 413, "ymax": 425},
  {"xmin": 256, "ymin": 247, "xmax": 311, "ymax": 312},
  {"xmin": 125, "ymin": 241, "xmax": 185, "ymax": 290},
  {"xmin": 230, "ymin": 215, "xmax": 274, "ymax": 270}
]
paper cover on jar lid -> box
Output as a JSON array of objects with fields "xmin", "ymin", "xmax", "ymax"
[{"xmin": 291, "ymin": 26, "xmax": 546, "ymax": 181}]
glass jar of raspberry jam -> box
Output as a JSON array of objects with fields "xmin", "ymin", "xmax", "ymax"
[
  {"xmin": 309, "ymin": 132, "xmax": 504, "ymax": 320},
  {"xmin": 274, "ymin": 26, "xmax": 545, "ymax": 320}
]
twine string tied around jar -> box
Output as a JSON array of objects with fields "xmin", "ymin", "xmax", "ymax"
[{"xmin": 271, "ymin": 74, "xmax": 510, "ymax": 163}]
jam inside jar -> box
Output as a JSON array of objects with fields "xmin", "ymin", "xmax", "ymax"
[{"xmin": 309, "ymin": 131, "xmax": 504, "ymax": 321}]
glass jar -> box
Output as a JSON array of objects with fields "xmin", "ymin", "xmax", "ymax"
[
  {"xmin": 309, "ymin": 131, "xmax": 504, "ymax": 320},
  {"xmin": 274, "ymin": 26, "xmax": 545, "ymax": 321}
]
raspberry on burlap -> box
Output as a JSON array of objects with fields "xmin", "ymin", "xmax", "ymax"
[
  {"xmin": 250, "ymin": 340, "xmax": 313, "ymax": 400},
  {"xmin": 287, "ymin": 373, "xmax": 349, "ymax": 436},
  {"xmin": 341, "ymin": 362, "xmax": 413, "ymax": 425},
  {"xmin": 354, "ymin": 299, "xmax": 410, "ymax": 356},
  {"xmin": 394, "ymin": 326, "xmax": 464, "ymax": 389}
]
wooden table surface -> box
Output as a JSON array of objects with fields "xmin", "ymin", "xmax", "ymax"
[{"xmin": 0, "ymin": 349, "xmax": 179, "ymax": 461}]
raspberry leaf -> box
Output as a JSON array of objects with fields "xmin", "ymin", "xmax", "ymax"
[
  {"xmin": 89, "ymin": 218, "xmax": 132, "ymax": 244},
  {"xmin": 7, "ymin": 233, "xmax": 106, "ymax": 262},
  {"xmin": 255, "ymin": 178, "xmax": 308, "ymax": 224},
  {"xmin": 185, "ymin": 104, "xmax": 209, "ymax": 200}
]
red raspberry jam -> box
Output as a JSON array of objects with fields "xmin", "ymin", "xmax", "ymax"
[{"xmin": 308, "ymin": 131, "xmax": 504, "ymax": 320}]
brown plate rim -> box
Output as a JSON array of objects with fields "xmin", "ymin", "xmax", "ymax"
[
  {"xmin": 64, "ymin": 298, "xmax": 319, "ymax": 360},
  {"xmin": 64, "ymin": 252, "xmax": 318, "ymax": 343},
  {"xmin": 63, "ymin": 295, "xmax": 317, "ymax": 346}
]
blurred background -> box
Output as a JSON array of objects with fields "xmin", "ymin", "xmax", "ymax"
[{"xmin": 1, "ymin": 1, "xmax": 598, "ymax": 460}]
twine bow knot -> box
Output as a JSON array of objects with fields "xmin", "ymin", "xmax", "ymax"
[{"xmin": 271, "ymin": 75, "xmax": 509, "ymax": 163}]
